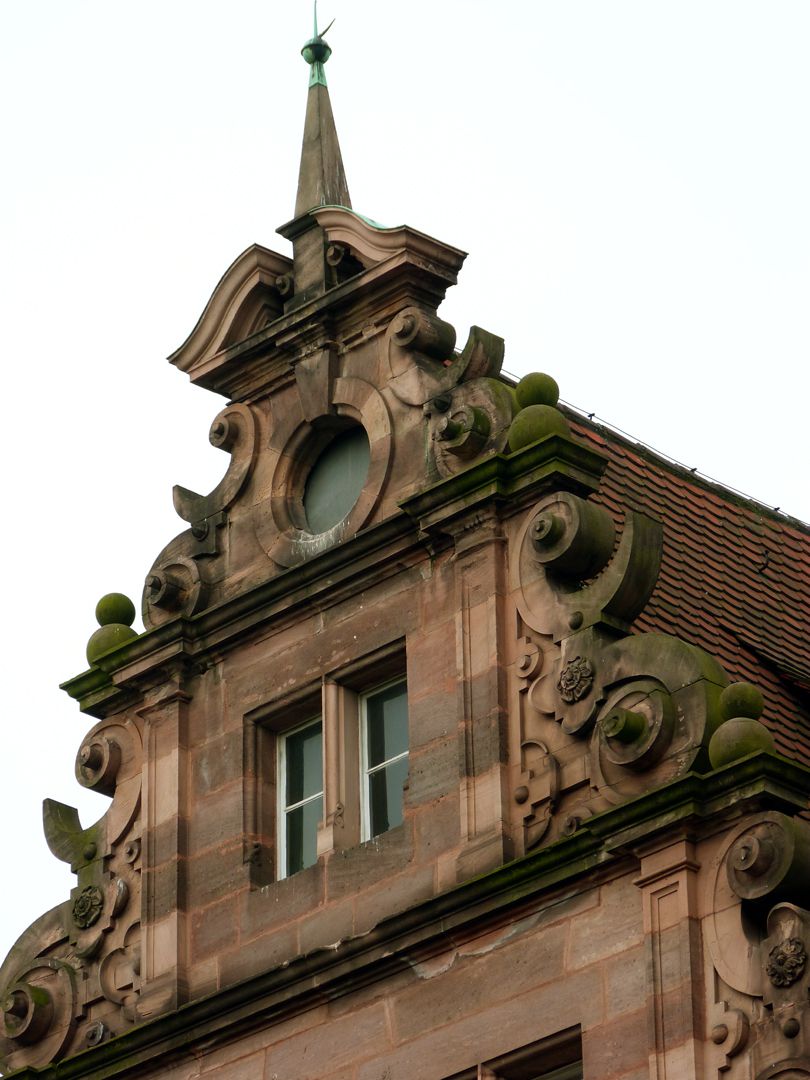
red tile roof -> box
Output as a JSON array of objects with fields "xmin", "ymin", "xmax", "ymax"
[{"xmin": 569, "ymin": 418, "xmax": 810, "ymax": 764}]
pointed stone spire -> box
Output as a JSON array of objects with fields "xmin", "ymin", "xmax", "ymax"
[{"xmin": 295, "ymin": 3, "xmax": 351, "ymax": 218}]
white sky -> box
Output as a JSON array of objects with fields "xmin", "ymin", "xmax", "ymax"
[{"xmin": 0, "ymin": 1, "xmax": 808, "ymax": 965}]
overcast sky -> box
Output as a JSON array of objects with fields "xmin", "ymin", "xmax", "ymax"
[{"xmin": 1, "ymin": 1, "xmax": 808, "ymax": 965}]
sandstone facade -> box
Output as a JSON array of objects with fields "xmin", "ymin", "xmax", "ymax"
[{"xmin": 2, "ymin": 21, "xmax": 809, "ymax": 1080}]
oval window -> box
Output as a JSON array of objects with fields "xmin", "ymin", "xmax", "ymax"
[{"xmin": 303, "ymin": 426, "xmax": 371, "ymax": 534}]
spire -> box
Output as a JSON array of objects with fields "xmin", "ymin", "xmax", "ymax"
[{"xmin": 295, "ymin": 3, "xmax": 351, "ymax": 218}]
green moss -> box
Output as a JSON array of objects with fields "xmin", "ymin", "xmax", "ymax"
[
  {"xmin": 708, "ymin": 716, "xmax": 775, "ymax": 769},
  {"xmin": 95, "ymin": 593, "xmax": 136, "ymax": 628},
  {"xmin": 508, "ymin": 404, "xmax": 570, "ymax": 451},
  {"xmin": 515, "ymin": 372, "xmax": 560, "ymax": 409},
  {"xmin": 719, "ymin": 681, "xmax": 764, "ymax": 721},
  {"xmin": 86, "ymin": 624, "xmax": 138, "ymax": 665}
]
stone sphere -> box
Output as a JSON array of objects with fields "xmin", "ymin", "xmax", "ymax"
[
  {"xmin": 508, "ymin": 404, "xmax": 570, "ymax": 451},
  {"xmin": 86, "ymin": 623, "xmax": 138, "ymax": 665},
  {"xmin": 719, "ymin": 681, "xmax": 764, "ymax": 721},
  {"xmin": 708, "ymin": 716, "xmax": 775, "ymax": 769},
  {"xmin": 515, "ymin": 372, "xmax": 560, "ymax": 409},
  {"xmin": 95, "ymin": 593, "xmax": 136, "ymax": 628}
]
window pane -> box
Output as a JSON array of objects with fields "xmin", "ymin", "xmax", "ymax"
[
  {"xmin": 304, "ymin": 426, "xmax": 370, "ymax": 534},
  {"xmin": 285, "ymin": 794, "xmax": 323, "ymax": 876},
  {"xmin": 369, "ymin": 755, "xmax": 408, "ymax": 838},
  {"xmin": 366, "ymin": 682, "xmax": 408, "ymax": 768},
  {"xmin": 285, "ymin": 720, "xmax": 322, "ymax": 806}
]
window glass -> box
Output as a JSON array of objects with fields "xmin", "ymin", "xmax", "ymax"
[
  {"xmin": 366, "ymin": 680, "xmax": 409, "ymax": 766},
  {"xmin": 285, "ymin": 721, "xmax": 323, "ymax": 804},
  {"xmin": 280, "ymin": 719, "xmax": 323, "ymax": 877},
  {"xmin": 285, "ymin": 796, "xmax": 322, "ymax": 877},
  {"xmin": 363, "ymin": 680, "xmax": 408, "ymax": 839},
  {"xmin": 303, "ymin": 426, "xmax": 370, "ymax": 534},
  {"xmin": 368, "ymin": 754, "xmax": 408, "ymax": 836}
]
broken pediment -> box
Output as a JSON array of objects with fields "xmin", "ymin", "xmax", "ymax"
[{"xmin": 168, "ymin": 243, "xmax": 292, "ymax": 389}]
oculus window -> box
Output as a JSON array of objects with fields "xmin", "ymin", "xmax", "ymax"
[
  {"xmin": 361, "ymin": 679, "xmax": 409, "ymax": 840},
  {"xmin": 303, "ymin": 425, "xmax": 370, "ymax": 534}
]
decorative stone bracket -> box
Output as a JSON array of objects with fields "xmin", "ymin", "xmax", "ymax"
[
  {"xmin": 385, "ymin": 306, "xmax": 505, "ymax": 408},
  {"xmin": 172, "ymin": 403, "xmax": 257, "ymax": 529},
  {"xmin": 706, "ymin": 813, "xmax": 810, "ymax": 1078},
  {"xmin": 513, "ymin": 484, "xmax": 728, "ymax": 815},
  {"xmin": 516, "ymin": 490, "xmax": 662, "ymax": 641},
  {"xmin": 0, "ymin": 715, "xmax": 143, "ymax": 1072}
]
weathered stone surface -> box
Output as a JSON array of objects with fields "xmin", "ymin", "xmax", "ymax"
[{"xmin": 6, "ymin": 17, "xmax": 808, "ymax": 1080}]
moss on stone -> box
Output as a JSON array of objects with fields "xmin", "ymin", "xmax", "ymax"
[
  {"xmin": 515, "ymin": 372, "xmax": 560, "ymax": 409},
  {"xmin": 95, "ymin": 593, "xmax": 136, "ymax": 628},
  {"xmin": 708, "ymin": 716, "xmax": 775, "ymax": 769},
  {"xmin": 86, "ymin": 623, "xmax": 138, "ymax": 665},
  {"xmin": 507, "ymin": 404, "xmax": 570, "ymax": 451},
  {"xmin": 719, "ymin": 681, "xmax": 764, "ymax": 721}
]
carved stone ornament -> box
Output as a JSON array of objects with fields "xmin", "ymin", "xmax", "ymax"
[
  {"xmin": 1, "ymin": 709, "xmax": 143, "ymax": 1072},
  {"xmin": 515, "ymin": 489, "xmax": 728, "ymax": 809},
  {"xmin": 385, "ymin": 305, "xmax": 504, "ymax": 408},
  {"xmin": 767, "ymin": 938, "xmax": 808, "ymax": 988},
  {"xmin": 514, "ymin": 490, "xmax": 662, "ymax": 644},
  {"xmin": 755, "ymin": 1062, "xmax": 810, "ymax": 1079},
  {"xmin": 556, "ymin": 656, "xmax": 594, "ymax": 703},
  {"xmin": 72, "ymin": 886, "xmax": 104, "ymax": 930},
  {"xmin": 172, "ymin": 403, "xmax": 258, "ymax": 528}
]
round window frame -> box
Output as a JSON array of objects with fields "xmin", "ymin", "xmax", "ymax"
[
  {"xmin": 293, "ymin": 418, "xmax": 371, "ymax": 534},
  {"xmin": 265, "ymin": 376, "xmax": 392, "ymax": 568}
]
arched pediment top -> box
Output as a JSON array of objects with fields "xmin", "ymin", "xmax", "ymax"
[
  {"xmin": 169, "ymin": 244, "xmax": 293, "ymax": 381},
  {"xmin": 309, "ymin": 206, "xmax": 467, "ymax": 275}
]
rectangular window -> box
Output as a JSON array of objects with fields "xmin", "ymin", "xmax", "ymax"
[
  {"xmin": 443, "ymin": 1027, "xmax": 582, "ymax": 1080},
  {"xmin": 361, "ymin": 678, "xmax": 408, "ymax": 840},
  {"xmin": 247, "ymin": 643, "xmax": 408, "ymax": 884},
  {"xmin": 278, "ymin": 717, "xmax": 323, "ymax": 878}
]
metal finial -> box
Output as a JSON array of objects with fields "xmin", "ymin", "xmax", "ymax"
[
  {"xmin": 313, "ymin": 0, "xmax": 335, "ymax": 39},
  {"xmin": 302, "ymin": 3, "xmax": 335, "ymax": 86}
]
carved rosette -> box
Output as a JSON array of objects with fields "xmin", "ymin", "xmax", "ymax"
[
  {"xmin": 556, "ymin": 656, "xmax": 594, "ymax": 704},
  {"xmin": 767, "ymin": 939, "xmax": 807, "ymax": 988},
  {"xmin": 72, "ymin": 887, "xmax": 104, "ymax": 930}
]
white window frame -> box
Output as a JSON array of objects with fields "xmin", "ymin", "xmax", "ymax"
[
  {"xmin": 360, "ymin": 677, "xmax": 409, "ymax": 842},
  {"xmin": 277, "ymin": 715, "xmax": 324, "ymax": 880}
]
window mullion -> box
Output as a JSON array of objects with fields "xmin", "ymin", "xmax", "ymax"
[{"xmin": 317, "ymin": 678, "xmax": 341, "ymax": 859}]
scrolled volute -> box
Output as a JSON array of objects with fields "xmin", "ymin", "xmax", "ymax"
[
  {"xmin": 726, "ymin": 814, "xmax": 810, "ymax": 906},
  {"xmin": 429, "ymin": 378, "xmax": 516, "ymax": 477},
  {"xmin": 0, "ymin": 959, "xmax": 77, "ymax": 1071},
  {"xmin": 386, "ymin": 305, "xmax": 504, "ymax": 406},
  {"xmin": 75, "ymin": 735, "xmax": 120, "ymax": 796},
  {"xmin": 516, "ymin": 491, "xmax": 662, "ymax": 642},
  {"xmin": 172, "ymin": 402, "xmax": 257, "ymax": 526}
]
